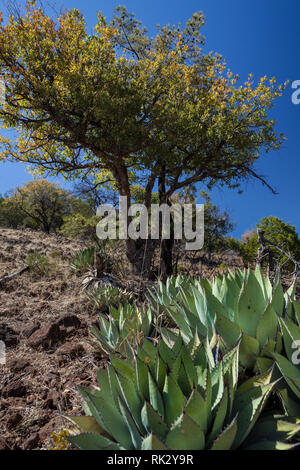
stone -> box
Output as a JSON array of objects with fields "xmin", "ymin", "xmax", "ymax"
[
  {"xmin": 27, "ymin": 323, "xmax": 62, "ymax": 349},
  {"xmin": 7, "ymin": 358, "xmax": 30, "ymax": 372},
  {"xmin": 42, "ymin": 390, "xmax": 60, "ymax": 410},
  {"xmin": 1, "ymin": 380, "xmax": 27, "ymax": 398},
  {"xmin": 0, "ymin": 437, "xmax": 9, "ymax": 451},
  {"xmin": 22, "ymin": 432, "xmax": 40, "ymax": 450},
  {"xmin": 6, "ymin": 412, "xmax": 23, "ymax": 430},
  {"xmin": 22, "ymin": 322, "xmax": 40, "ymax": 338},
  {"xmin": 56, "ymin": 342, "xmax": 86, "ymax": 359},
  {"xmin": 0, "ymin": 323, "xmax": 19, "ymax": 347},
  {"xmin": 57, "ymin": 314, "xmax": 81, "ymax": 329},
  {"xmin": 38, "ymin": 418, "xmax": 57, "ymax": 442}
]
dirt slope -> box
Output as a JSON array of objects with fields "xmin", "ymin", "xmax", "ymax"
[{"xmin": 0, "ymin": 228, "xmax": 103, "ymax": 450}]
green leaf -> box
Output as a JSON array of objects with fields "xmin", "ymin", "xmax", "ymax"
[
  {"xmin": 237, "ymin": 271, "xmax": 266, "ymax": 337},
  {"xmin": 141, "ymin": 402, "xmax": 169, "ymax": 440},
  {"xmin": 215, "ymin": 312, "xmax": 241, "ymax": 348},
  {"xmin": 256, "ymin": 303, "xmax": 278, "ymax": 348},
  {"xmin": 163, "ymin": 376, "xmax": 186, "ymax": 428},
  {"xmin": 68, "ymin": 432, "xmax": 121, "ymax": 450},
  {"xmin": 165, "ymin": 414, "xmax": 205, "ymax": 450},
  {"xmin": 141, "ymin": 433, "xmax": 169, "ymax": 450},
  {"xmin": 239, "ymin": 333, "xmax": 260, "ymax": 369},
  {"xmin": 210, "ymin": 417, "xmax": 238, "ymax": 450},
  {"xmin": 184, "ymin": 389, "xmax": 207, "ymax": 432}
]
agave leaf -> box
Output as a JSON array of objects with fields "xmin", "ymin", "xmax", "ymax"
[
  {"xmin": 148, "ymin": 371, "xmax": 165, "ymax": 418},
  {"xmin": 156, "ymin": 354, "xmax": 167, "ymax": 392},
  {"xmin": 256, "ymin": 303, "xmax": 278, "ymax": 348},
  {"xmin": 165, "ymin": 414, "xmax": 205, "ymax": 450},
  {"xmin": 67, "ymin": 432, "xmax": 122, "ymax": 450},
  {"xmin": 277, "ymin": 388, "xmax": 300, "ymax": 416},
  {"xmin": 254, "ymin": 357, "xmax": 274, "ymax": 374},
  {"xmin": 115, "ymin": 371, "xmax": 144, "ymax": 433},
  {"xmin": 232, "ymin": 382, "xmax": 276, "ymax": 448},
  {"xmin": 135, "ymin": 357, "xmax": 149, "ymax": 402},
  {"xmin": 239, "ymin": 333, "xmax": 260, "ymax": 369},
  {"xmin": 65, "ymin": 415, "xmax": 108, "ymax": 437},
  {"xmin": 184, "ymin": 389, "xmax": 207, "ymax": 432},
  {"xmin": 141, "ymin": 402, "xmax": 168, "ymax": 440},
  {"xmin": 215, "ymin": 312, "xmax": 241, "ymax": 349},
  {"xmin": 210, "ymin": 416, "xmax": 238, "ymax": 450},
  {"xmin": 279, "ymin": 317, "xmax": 300, "ymax": 362},
  {"xmin": 292, "ymin": 300, "xmax": 300, "ymax": 325},
  {"xmin": 77, "ymin": 387, "xmax": 133, "ymax": 449},
  {"xmin": 211, "ymin": 361, "xmax": 224, "ymax": 411},
  {"xmin": 244, "ymin": 414, "xmax": 300, "ymax": 446},
  {"xmin": 271, "ymin": 279, "xmax": 285, "ymax": 315},
  {"xmin": 110, "ymin": 356, "xmax": 135, "ymax": 380},
  {"xmin": 214, "ymin": 276, "xmax": 240, "ymax": 322},
  {"xmin": 207, "ymin": 388, "xmax": 228, "ymax": 446},
  {"xmin": 163, "ymin": 376, "xmax": 185, "ymax": 427},
  {"xmin": 118, "ymin": 395, "xmax": 142, "ymax": 449},
  {"xmin": 141, "ymin": 433, "xmax": 169, "ymax": 450},
  {"xmin": 254, "ymin": 265, "xmax": 272, "ymax": 302},
  {"xmin": 245, "ymin": 441, "xmax": 300, "ymax": 450},
  {"xmin": 273, "ymin": 353, "xmax": 300, "ymax": 400},
  {"xmin": 237, "ymin": 271, "xmax": 266, "ymax": 338}
]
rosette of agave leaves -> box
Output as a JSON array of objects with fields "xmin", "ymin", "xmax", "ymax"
[
  {"xmin": 147, "ymin": 267, "xmax": 300, "ymax": 415},
  {"xmin": 66, "ymin": 336, "xmax": 300, "ymax": 450}
]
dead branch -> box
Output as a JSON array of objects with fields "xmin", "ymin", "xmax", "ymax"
[{"xmin": 0, "ymin": 265, "xmax": 29, "ymax": 287}]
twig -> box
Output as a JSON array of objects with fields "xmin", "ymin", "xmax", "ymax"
[{"xmin": 0, "ymin": 265, "xmax": 29, "ymax": 287}]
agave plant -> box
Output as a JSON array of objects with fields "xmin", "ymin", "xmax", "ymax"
[
  {"xmin": 88, "ymin": 285, "xmax": 133, "ymax": 310},
  {"xmin": 147, "ymin": 267, "xmax": 300, "ymax": 407},
  {"xmin": 70, "ymin": 246, "xmax": 95, "ymax": 273},
  {"xmin": 91, "ymin": 302, "xmax": 156, "ymax": 359},
  {"xmin": 66, "ymin": 336, "xmax": 300, "ymax": 450}
]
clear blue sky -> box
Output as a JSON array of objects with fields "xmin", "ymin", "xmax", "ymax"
[{"xmin": 0, "ymin": 0, "xmax": 299, "ymax": 238}]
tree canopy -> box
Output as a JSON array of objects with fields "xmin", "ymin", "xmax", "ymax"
[
  {"xmin": 0, "ymin": 179, "xmax": 73, "ymax": 233},
  {"xmin": 0, "ymin": 1, "xmax": 287, "ymax": 273}
]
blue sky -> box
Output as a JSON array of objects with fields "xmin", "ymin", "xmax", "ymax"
[{"xmin": 0, "ymin": 0, "xmax": 299, "ymax": 238}]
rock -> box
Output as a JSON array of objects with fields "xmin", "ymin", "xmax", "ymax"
[
  {"xmin": 1, "ymin": 380, "xmax": 27, "ymax": 398},
  {"xmin": 56, "ymin": 342, "xmax": 86, "ymax": 359},
  {"xmin": 22, "ymin": 322, "xmax": 40, "ymax": 338},
  {"xmin": 0, "ymin": 323, "xmax": 19, "ymax": 347},
  {"xmin": 1, "ymin": 397, "xmax": 26, "ymax": 408},
  {"xmin": 7, "ymin": 358, "xmax": 30, "ymax": 372},
  {"xmin": 57, "ymin": 314, "xmax": 81, "ymax": 329},
  {"xmin": 38, "ymin": 418, "xmax": 57, "ymax": 442},
  {"xmin": 42, "ymin": 390, "xmax": 60, "ymax": 410},
  {"xmin": 6, "ymin": 412, "xmax": 23, "ymax": 430},
  {"xmin": 27, "ymin": 323, "xmax": 62, "ymax": 349},
  {"xmin": 22, "ymin": 432, "xmax": 40, "ymax": 450},
  {"xmin": 0, "ymin": 437, "xmax": 9, "ymax": 451}
]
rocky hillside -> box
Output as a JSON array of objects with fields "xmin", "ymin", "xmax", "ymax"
[
  {"xmin": 0, "ymin": 228, "xmax": 250, "ymax": 450},
  {"xmin": 0, "ymin": 228, "xmax": 105, "ymax": 450}
]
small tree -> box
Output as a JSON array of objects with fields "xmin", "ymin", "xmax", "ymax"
[
  {"xmin": 0, "ymin": 2, "xmax": 287, "ymax": 276},
  {"xmin": 201, "ymin": 191, "xmax": 235, "ymax": 259},
  {"xmin": 3, "ymin": 179, "xmax": 74, "ymax": 233},
  {"xmin": 241, "ymin": 216, "xmax": 300, "ymax": 273}
]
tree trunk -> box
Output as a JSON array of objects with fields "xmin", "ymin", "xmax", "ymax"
[
  {"xmin": 114, "ymin": 163, "xmax": 157, "ymax": 278},
  {"xmin": 158, "ymin": 165, "xmax": 174, "ymax": 280}
]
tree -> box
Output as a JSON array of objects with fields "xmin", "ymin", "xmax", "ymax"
[
  {"xmin": 201, "ymin": 191, "xmax": 235, "ymax": 258},
  {"xmin": 241, "ymin": 216, "xmax": 300, "ymax": 273},
  {"xmin": 0, "ymin": 1, "xmax": 286, "ymax": 276},
  {"xmin": 0, "ymin": 191, "xmax": 26, "ymax": 227},
  {"xmin": 3, "ymin": 179, "xmax": 74, "ymax": 233}
]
